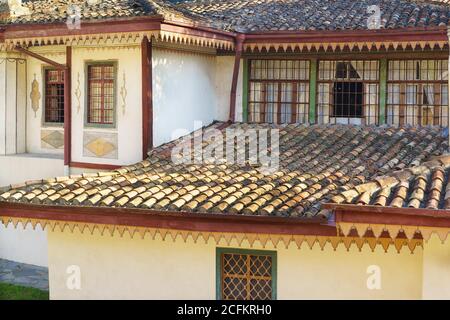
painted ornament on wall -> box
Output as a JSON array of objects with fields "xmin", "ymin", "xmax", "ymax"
[
  {"xmin": 75, "ymin": 72, "xmax": 82, "ymax": 114},
  {"xmin": 30, "ymin": 74, "xmax": 41, "ymax": 117},
  {"xmin": 83, "ymin": 132, "xmax": 118, "ymax": 159},
  {"xmin": 120, "ymin": 72, "xmax": 127, "ymax": 115}
]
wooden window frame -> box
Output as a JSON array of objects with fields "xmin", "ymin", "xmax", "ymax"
[
  {"xmin": 386, "ymin": 59, "xmax": 448, "ymax": 127},
  {"xmin": 42, "ymin": 66, "xmax": 65, "ymax": 127},
  {"xmin": 216, "ymin": 247, "xmax": 277, "ymax": 300},
  {"xmin": 247, "ymin": 58, "xmax": 310, "ymax": 125},
  {"xmin": 84, "ymin": 61, "xmax": 118, "ymax": 129}
]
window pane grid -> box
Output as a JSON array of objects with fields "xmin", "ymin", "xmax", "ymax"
[
  {"xmin": 87, "ymin": 64, "xmax": 115, "ymax": 125},
  {"xmin": 44, "ymin": 69, "xmax": 65, "ymax": 124},
  {"xmin": 387, "ymin": 59, "xmax": 449, "ymax": 127},
  {"xmin": 221, "ymin": 253, "xmax": 273, "ymax": 301},
  {"xmin": 248, "ymin": 59, "xmax": 310, "ymax": 124},
  {"xmin": 317, "ymin": 60, "xmax": 380, "ymax": 125}
]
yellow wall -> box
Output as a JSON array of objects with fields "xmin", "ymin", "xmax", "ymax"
[
  {"xmin": 48, "ymin": 229, "xmax": 425, "ymax": 300},
  {"xmin": 422, "ymin": 234, "xmax": 450, "ymax": 300}
]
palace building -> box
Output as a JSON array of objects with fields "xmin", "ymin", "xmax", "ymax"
[{"xmin": 1, "ymin": 0, "xmax": 450, "ymax": 299}]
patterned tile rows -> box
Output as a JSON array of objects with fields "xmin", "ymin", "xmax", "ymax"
[
  {"xmin": 330, "ymin": 155, "xmax": 450, "ymax": 210},
  {"xmin": 180, "ymin": 0, "xmax": 450, "ymax": 32},
  {"xmin": 0, "ymin": 123, "xmax": 447, "ymax": 219},
  {"xmin": 0, "ymin": 0, "xmax": 201, "ymax": 25},
  {"xmin": 2, "ymin": 0, "xmax": 450, "ymax": 33}
]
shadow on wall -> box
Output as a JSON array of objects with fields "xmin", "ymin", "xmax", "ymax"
[{"xmin": 152, "ymin": 50, "xmax": 217, "ymax": 147}]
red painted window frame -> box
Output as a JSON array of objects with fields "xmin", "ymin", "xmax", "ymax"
[{"xmin": 44, "ymin": 68, "xmax": 65, "ymax": 124}]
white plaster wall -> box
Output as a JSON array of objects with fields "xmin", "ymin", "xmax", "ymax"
[
  {"xmin": 0, "ymin": 223, "xmax": 48, "ymax": 267},
  {"xmin": 214, "ymin": 56, "xmax": 243, "ymax": 123},
  {"xmin": 71, "ymin": 45, "xmax": 142, "ymax": 166},
  {"xmin": 48, "ymin": 230, "xmax": 423, "ymax": 300},
  {"xmin": 0, "ymin": 59, "xmax": 6, "ymax": 155},
  {"xmin": 0, "ymin": 154, "xmax": 64, "ymax": 186},
  {"xmin": 0, "ymin": 155, "xmax": 62, "ymax": 267},
  {"xmin": 0, "ymin": 56, "xmax": 27, "ymax": 155},
  {"xmin": 152, "ymin": 49, "xmax": 218, "ymax": 147}
]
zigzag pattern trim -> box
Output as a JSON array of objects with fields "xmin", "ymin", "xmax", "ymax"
[{"xmin": 0, "ymin": 216, "xmax": 424, "ymax": 253}]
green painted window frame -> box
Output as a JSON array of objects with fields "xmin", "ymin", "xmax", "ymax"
[
  {"xmin": 242, "ymin": 58, "xmax": 249, "ymax": 123},
  {"xmin": 215, "ymin": 247, "xmax": 277, "ymax": 300},
  {"xmin": 84, "ymin": 60, "xmax": 118, "ymax": 129}
]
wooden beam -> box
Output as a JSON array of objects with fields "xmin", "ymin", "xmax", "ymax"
[
  {"xmin": 64, "ymin": 46, "xmax": 72, "ymax": 167},
  {"xmin": 4, "ymin": 17, "xmax": 162, "ymax": 40},
  {"xmin": 379, "ymin": 59, "xmax": 388, "ymax": 124},
  {"xmin": 229, "ymin": 34, "xmax": 245, "ymax": 122},
  {"xmin": 244, "ymin": 27, "xmax": 448, "ymax": 43},
  {"xmin": 309, "ymin": 59, "xmax": 317, "ymax": 124},
  {"xmin": 242, "ymin": 58, "xmax": 249, "ymax": 123},
  {"xmin": 69, "ymin": 162, "xmax": 122, "ymax": 171},
  {"xmin": 0, "ymin": 202, "xmax": 333, "ymax": 236},
  {"xmin": 141, "ymin": 35, "xmax": 153, "ymax": 159},
  {"xmin": 15, "ymin": 46, "xmax": 67, "ymax": 69}
]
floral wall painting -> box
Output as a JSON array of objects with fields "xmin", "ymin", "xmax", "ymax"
[{"xmin": 30, "ymin": 74, "xmax": 41, "ymax": 117}]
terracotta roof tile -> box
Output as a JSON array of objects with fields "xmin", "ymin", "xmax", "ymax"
[
  {"xmin": 0, "ymin": 0, "xmax": 203, "ymax": 25},
  {"xmin": 0, "ymin": 122, "xmax": 448, "ymax": 219},
  {"xmin": 179, "ymin": 0, "xmax": 450, "ymax": 32},
  {"xmin": 329, "ymin": 154, "xmax": 450, "ymax": 210}
]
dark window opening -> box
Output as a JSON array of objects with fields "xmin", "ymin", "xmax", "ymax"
[
  {"xmin": 332, "ymin": 82, "xmax": 363, "ymax": 118},
  {"xmin": 44, "ymin": 69, "xmax": 65, "ymax": 124}
]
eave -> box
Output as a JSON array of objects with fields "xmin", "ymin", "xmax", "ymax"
[
  {"xmin": 0, "ymin": 201, "xmax": 425, "ymax": 252},
  {"xmin": 242, "ymin": 26, "xmax": 449, "ymax": 52},
  {"xmin": 323, "ymin": 203, "xmax": 450, "ymax": 243},
  {"xmin": 0, "ymin": 201, "xmax": 332, "ymax": 236},
  {"xmin": 0, "ymin": 16, "xmax": 236, "ymax": 50}
]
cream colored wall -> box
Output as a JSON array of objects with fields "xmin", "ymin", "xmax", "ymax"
[
  {"xmin": 48, "ymin": 229, "xmax": 423, "ymax": 300},
  {"xmin": 71, "ymin": 45, "xmax": 142, "ymax": 166},
  {"xmin": 278, "ymin": 242, "xmax": 422, "ymax": 300},
  {"xmin": 0, "ymin": 222, "xmax": 48, "ymax": 267},
  {"xmin": 48, "ymin": 229, "xmax": 215, "ymax": 300},
  {"xmin": 422, "ymin": 234, "xmax": 450, "ymax": 300}
]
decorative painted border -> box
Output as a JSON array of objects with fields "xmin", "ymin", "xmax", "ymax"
[
  {"xmin": 0, "ymin": 216, "xmax": 425, "ymax": 253},
  {"xmin": 215, "ymin": 247, "xmax": 277, "ymax": 300}
]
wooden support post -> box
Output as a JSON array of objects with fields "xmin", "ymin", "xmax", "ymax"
[
  {"xmin": 379, "ymin": 58, "xmax": 388, "ymax": 125},
  {"xmin": 309, "ymin": 59, "xmax": 317, "ymax": 124},
  {"xmin": 242, "ymin": 58, "xmax": 249, "ymax": 123},
  {"xmin": 229, "ymin": 34, "xmax": 245, "ymax": 122},
  {"xmin": 64, "ymin": 46, "xmax": 72, "ymax": 168},
  {"xmin": 141, "ymin": 35, "xmax": 153, "ymax": 159}
]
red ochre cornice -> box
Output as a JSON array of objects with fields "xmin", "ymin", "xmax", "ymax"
[
  {"xmin": 0, "ymin": 202, "xmax": 332, "ymax": 236},
  {"xmin": 0, "ymin": 18, "xmax": 447, "ymax": 46}
]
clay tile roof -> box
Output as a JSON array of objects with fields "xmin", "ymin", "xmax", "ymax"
[
  {"xmin": 179, "ymin": 0, "xmax": 450, "ymax": 32},
  {"xmin": 0, "ymin": 122, "xmax": 448, "ymax": 219},
  {"xmin": 329, "ymin": 154, "xmax": 450, "ymax": 210},
  {"xmin": 0, "ymin": 0, "xmax": 202, "ymax": 25}
]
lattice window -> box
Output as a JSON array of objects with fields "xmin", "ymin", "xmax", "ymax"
[
  {"xmin": 248, "ymin": 59, "xmax": 310, "ymax": 124},
  {"xmin": 87, "ymin": 63, "xmax": 115, "ymax": 125},
  {"xmin": 317, "ymin": 60, "xmax": 380, "ymax": 125},
  {"xmin": 219, "ymin": 250, "xmax": 275, "ymax": 300},
  {"xmin": 44, "ymin": 69, "xmax": 65, "ymax": 124},
  {"xmin": 387, "ymin": 60, "xmax": 449, "ymax": 127}
]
